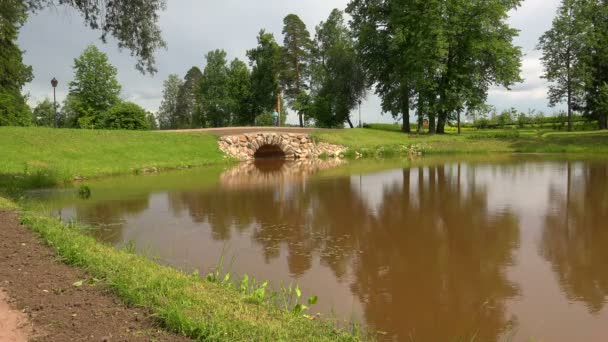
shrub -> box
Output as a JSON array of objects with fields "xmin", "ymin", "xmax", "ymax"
[
  {"xmin": 103, "ymin": 102, "xmax": 150, "ymax": 130},
  {"xmin": 255, "ymin": 112, "xmax": 275, "ymax": 126}
]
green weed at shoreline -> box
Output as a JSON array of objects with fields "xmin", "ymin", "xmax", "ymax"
[{"xmin": 0, "ymin": 197, "xmax": 364, "ymax": 341}]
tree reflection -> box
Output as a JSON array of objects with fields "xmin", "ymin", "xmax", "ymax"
[
  {"xmin": 350, "ymin": 165, "xmax": 520, "ymax": 341},
  {"xmin": 541, "ymin": 162, "xmax": 608, "ymax": 313},
  {"xmin": 167, "ymin": 162, "xmax": 520, "ymax": 340}
]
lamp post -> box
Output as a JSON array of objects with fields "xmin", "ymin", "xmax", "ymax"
[
  {"xmin": 51, "ymin": 77, "xmax": 58, "ymax": 128},
  {"xmin": 358, "ymin": 99, "xmax": 362, "ymax": 128}
]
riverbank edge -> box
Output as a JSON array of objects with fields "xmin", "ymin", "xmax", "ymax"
[{"xmin": 0, "ymin": 197, "xmax": 362, "ymax": 342}]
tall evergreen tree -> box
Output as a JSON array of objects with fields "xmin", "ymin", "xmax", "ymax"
[
  {"xmin": 281, "ymin": 14, "xmax": 313, "ymax": 127},
  {"xmin": 175, "ymin": 66, "xmax": 203, "ymax": 128},
  {"xmin": 538, "ymin": 0, "xmax": 587, "ymax": 131},
  {"xmin": 68, "ymin": 45, "xmax": 121, "ymax": 128},
  {"xmin": 0, "ymin": 0, "xmax": 33, "ymax": 126},
  {"xmin": 247, "ymin": 30, "xmax": 282, "ymax": 121},
  {"xmin": 157, "ymin": 74, "xmax": 183, "ymax": 129}
]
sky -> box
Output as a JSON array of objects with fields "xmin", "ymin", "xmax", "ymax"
[{"xmin": 18, "ymin": 0, "xmax": 563, "ymax": 125}]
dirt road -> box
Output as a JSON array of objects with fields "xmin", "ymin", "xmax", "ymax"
[{"xmin": 0, "ymin": 210, "xmax": 190, "ymax": 341}]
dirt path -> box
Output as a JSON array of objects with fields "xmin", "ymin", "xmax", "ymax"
[
  {"xmin": 161, "ymin": 126, "xmax": 322, "ymax": 136},
  {"xmin": 0, "ymin": 210, "xmax": 191, "ymax": 342}
]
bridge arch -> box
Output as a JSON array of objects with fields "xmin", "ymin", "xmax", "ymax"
[{"xmin": 218, "ymin": 132, "xmax": 345, "ymax": 161}]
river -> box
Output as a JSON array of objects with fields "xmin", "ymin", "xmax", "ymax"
[{"xmin": 26, "ymin": 155, "xmax": 608, "ymax": 341}]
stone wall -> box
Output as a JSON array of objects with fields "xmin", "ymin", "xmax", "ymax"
[{"xmin": 218, "ymin": 132, "xmax": 346, "ymax": 160}]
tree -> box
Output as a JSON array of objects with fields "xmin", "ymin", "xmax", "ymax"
[
  {"xmin": 32, "ymin": 98, "xmax": 57, "ymax": 127},
  {"xmin": 25, "ymin": 0, "xmax": 166, "ymax": 73},
  {"xmin": 199, "ymin": 49, "xmax": 232, "ymax": 127},
  {"xmin": 103, "ymin": 101, "xmax": 150, "ymax": 130},
  {"xmin": 247, "ymin": 30, "xmax": 282, "ymax": 121},
  {"xmin": 348, "ymin": 0, "xmax": 445, "ymax": 133},
  {"xmin": 0, "ymin": 0, "xmax": 33, "ymax": 126},
  {"xmin": 538, "ymin": 0, "xmax": 587, "ymax": 131},
  {"xmin": 578, "ymin": 1, "xmax": 608, "ymax": 129},
  {"xmin": 68, "ymin": 45, "xmax": 121, "ymax": 128},
  {"xmin": 281, "ymin": 14, "xmax": 313, "ymax": 127},
  {"xmin": 157, "ymin": 74, "xmax": 183, "ymax": 129},
  {"xmin": 310, "ymin": 9, "xmax": 366, "ymax": 128},
  {"xmin": 348, "ymin": 0, "xmax": 522, "ymax": 134},
  {"xmin": 227, "ymin": 58, "xmax": 254, "ymax": 126},
  {"xmin": 175, "ymin": 66, "xmax": 203, "ymax": 128}
]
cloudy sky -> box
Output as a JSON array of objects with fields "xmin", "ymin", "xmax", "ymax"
[{"xmin": 18, "ymin": 0, "xmax": 563, "ymax": 125}]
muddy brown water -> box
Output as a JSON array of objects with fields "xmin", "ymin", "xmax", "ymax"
[{"xmin": 26, "ymin": 156, "xmax": 608, "ymax": 341}]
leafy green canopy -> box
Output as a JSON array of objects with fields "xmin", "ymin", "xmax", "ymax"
[
  {"xmin": 347, "ymin": 0, "xmax": 523, "ymax": 133},
  {"xmin": 157, "ymin": 74, "xmax": 183, "ymax": 130},
  {"xmin": 66, "ymin": 45, "xmax": 122, "ymax": 128},
  {"xmin": 247, "ymin": 30, "xmax": 282, "ymax": 119},
  {"xmin": 199, "ymin": 50, "xmax": 232, "ymax": 128},
  {"xmin": 0, "ymin": 0, "xmax": 33, "ymax": 126},
  {"xmin": 309, "ymin": 9, "xmax": 366, "ymax": 128},
  {"xmin": 175, "ymin": 66, "xmax": 203, "ymax": 128},
  {"xmin": 103, "ymin": 101, "xmax": 150, "ymax": 130},
  {"xmin": 25, "ymin": 0, "xmax": 166, "ymax": 74}
]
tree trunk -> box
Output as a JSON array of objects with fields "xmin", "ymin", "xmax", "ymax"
[
  {"xmin": 401, "ymin": 86, "xmax": 411, "ymax": 133},
  {"xmin": 436, "ymin": 112, "xmax": 446, "ymax": 134},
  {"xmin": 299, "ymin": 113, "xmax": 304, "ymax": 127},
  {"xmin": 567, "ymin": 55, "xmax": 573, "ymax": 132},
  {"xmin": 417, "ymin": 93, "xmax": 423, "ymax": 133},
  {"xmin": 428, "ymin": 114, "xmax": 436, "ymax": 134},
  {"xmin": 457, "ymin": 109, "xmax": 461, "ymax": 135},
  {"xmin": 346, "ymin": 117, "xmax": 354, "ymax": 128}
]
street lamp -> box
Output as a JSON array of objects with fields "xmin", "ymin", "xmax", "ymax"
[
  {"xmin": 51, "ymin": 77, "xmax": 58, "ymax": 128},
  {"xmin": 358, "ymin": 99, "xmax": 362, "ymax": 128}
]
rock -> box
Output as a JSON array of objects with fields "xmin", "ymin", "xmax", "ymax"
[{"xmin": 239, "ymin": 135, "xmax": 247, "ymax": 142}]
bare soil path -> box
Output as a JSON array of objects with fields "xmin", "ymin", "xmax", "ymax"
[
  {"xmin": 0, "ymin": 210, "xmax": 191, "ymax": 342},
  {"xmin": 161, "ymin": 126, "xmax": 321, "ymax": 136}
]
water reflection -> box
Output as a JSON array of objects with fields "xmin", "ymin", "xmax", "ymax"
[
  {"xmin": 28, "ymin": 157, "xmax": 608, "ymax": 341},
  {"xmin": 540, "ymin": 162, "xmax": 608, "ymax": 313}
]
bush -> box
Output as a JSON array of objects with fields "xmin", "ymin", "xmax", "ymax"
[
  {"xmin": 103, "ymin": 102, "xmax": 150, "ymax": 130},
  {"xmin": 0, "ymin": 88, "xmax": 32, "ymax": 126},
  {"xmin": 255, "ymin": 112, "xmax": 275, "ymax": 126},
  {"xmin": 466, "ymin": 130, "xmax": 520, "ymax": 139}
]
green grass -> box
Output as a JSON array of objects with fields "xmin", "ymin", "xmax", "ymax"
[
  {"xmin": 0, "ymin": 197, "xmax": 361, "ymax": 341},
  {"xmin": 0, "ymin": 127, "xmax": 227, "ymax": 188},
  {"xmin": 313, "ymin": 127, "xmax": 608, "ymax": 155}
]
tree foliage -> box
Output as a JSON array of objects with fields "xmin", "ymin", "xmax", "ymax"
[
  {"xmin": 175, "ymin": 66, "xmax": 203, "ymax": 129},
  {"xmin": 247, "ymin": 30, "xmax": 282, "ymax": 119},
  {"xmin": 347, "ymin": 0, "xmax": 522, "ymax": 133},
  {"xmin": 309, "ymin": 9, "xmax": 366, "ymax": 128},
  {"xmin": 32, "ymin": 98, "xmax": 57, "ymax": 127},
  {"xmin": 103, "ymin": 101, "xmax": 150, "ymax": 130},
  {"xmin": 67, "ymin": 45, "xmax": 122, "ymax": 128},
  {"xmin": 0, "ymin": 0, "xmax": 33, "ymax": 126},
  {"xmin": 25, "ymin": 0, "xmax": 166, "ymax": 73},
  {"xmin": 538, "ymin": 0, "xmax": 587, "ymax": 131},
  {"xmin": 227, "ymin": 58, "xmax": 254, "ymax": 126},
  {"xmin": 157, "ymin": 74, "xmax": 183, "ymax": 129},
  {"xmin": 281, "ymin": 14, "xmax": 313, "ymax": 127},
  {"xmin": 199, "ymin": 49, "xmax": 232, "ymax": 127}
]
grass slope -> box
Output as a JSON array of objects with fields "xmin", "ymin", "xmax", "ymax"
[
  {"xmin": 0, "ymin": 197, "xmax": 360, "ymax": 341},
  {"xmin": 0, "ymin": 127, "xmax": 226, "ymax": 188},
  {"xmin": 313, "ymin": 127, "xmax": 608, "ymax": 154}
]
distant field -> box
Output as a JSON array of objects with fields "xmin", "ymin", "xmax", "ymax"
[{"xmin": 313, "ymin": 126, "xmax": 608, "ymax": 154}]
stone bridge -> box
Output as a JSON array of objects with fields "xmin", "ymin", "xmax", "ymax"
[{"xmin": 218, "ymin": 132, "xmax": 346, "ymax": 160}]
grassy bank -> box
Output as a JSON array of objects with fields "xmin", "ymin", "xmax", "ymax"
[
  {"xmin": 0, "ymin": 127, "xmax": 226, "ymax": 188},
  {"xmin": 313, "ymin": 127, "xmax": 608, "ymax": 155},
  {"xmin": 0, "ymin": 197, "xmax": 361, "ymax": 341}
]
